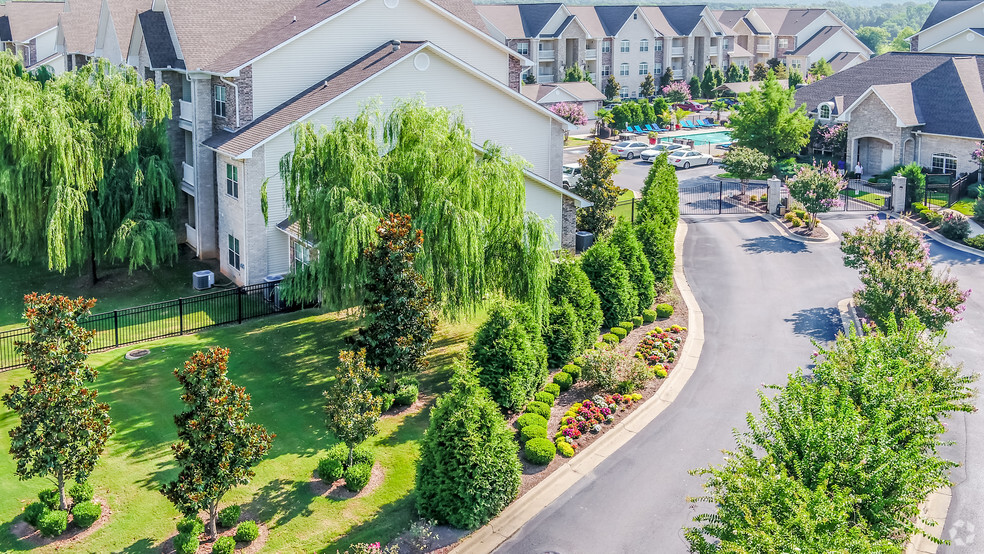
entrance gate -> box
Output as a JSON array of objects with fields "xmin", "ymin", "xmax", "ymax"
[{"xmin": 679, "ymin": 180, "xmax": 769, "ymax": 215}]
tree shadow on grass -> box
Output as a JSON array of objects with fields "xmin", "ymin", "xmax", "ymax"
[
  {"xmin": 785, "ymin": 307, "xmax": 841, "ymax": 342},
  {"xmin": 318, "ymin": 494, "xmax": 417, "ymax": 554},
  {"xmin": 0, "ymin": 516, "xmax": 34, "ymax": 552},
  {"xmin": 741, "ymin": 236, "xmax": 809, "ymax": 255},
  {"xmin": 378, "ymin": 406, "xmax": 431, "ymax": 448},
  {"xmin": 248, "ymin": 478, "xmax": 316, "ymax": 528},
  {"xmin": 118, "ymin": 537, "xmax": 157, "ymax": 553}
]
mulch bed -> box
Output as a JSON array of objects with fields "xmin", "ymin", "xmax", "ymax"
[
  {"xmin": 159, "ymin": 510, "xmax": 269, "ymax": 554},
  {"xmin": 10, "ymin": 498, "xmax": 112, "ymax": 548},
  {"xmin": 511, "ymin": 286, "xmax": 691, "ymax": 497},
  {"xmin": 780, "ymin": 216, "xmax": 829, "ymax": 239},
  {"xmin": 307, "ymin": 462, "xmax": 386, "ymax": 500}
]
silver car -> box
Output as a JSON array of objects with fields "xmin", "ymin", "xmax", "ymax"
[
  {"xmin": 667, "ymin": 149, "xmax": 715, "ymax": 169},
  {"xmin": 610, "ymin": 141, "xmax": 650, "ymax": 160},
  {"xmin": 640, "ymin": 143, "xmax": 685, "ymax": 162}
]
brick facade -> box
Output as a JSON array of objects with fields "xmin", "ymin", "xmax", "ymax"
[
  {"xmin": 561, "ymin": 196, "xmax": 577, "ymax": 251},
  {"xmin": 211, "ymin": 65, "xmax": 254, "ymax": 132},
  {"xmin": 508, "ymin": 55, "xmax": 521, "ymax": 92}
]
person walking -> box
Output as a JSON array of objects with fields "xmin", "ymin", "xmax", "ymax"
[
  {"xmin": 854, "ymin": 160, "xmax": 863, "ymax": 178},
  {"xmin": 837, "ymin": 159, "xmax": 845, "ymax": 176}
]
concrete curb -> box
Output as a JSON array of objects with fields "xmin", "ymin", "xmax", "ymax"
[
  {"xmin": 900, "ymin": 216, "xmax": 984, "ymax": 259},
  {"xmin": 451, "ymin": 221, "xmax": 705, "ymax": 554},
  {"xmin": 765, "ymin": 214, "xmax": 839, "ymax": 244},
  {"xmin": 906, "ymin": 487, "xmax": 953, "ymax": 554}
]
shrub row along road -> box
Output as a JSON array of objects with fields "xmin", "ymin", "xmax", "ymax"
[{"xmin": 497, "ymin": 211, "xmax": 982, "ymax": 552}]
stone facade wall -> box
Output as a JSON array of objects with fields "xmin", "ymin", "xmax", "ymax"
[
  {"xmin": 238, "ymin": 65, "xmax": 254, "ymax": 125},
  {"xmin": 845, "ymin": 94, "xmax": 903, "ymax": 173},
  {"xmin": 561, "ymin": 196, "xmax": 576, "ymax": 251},
  {"xmin": 211, "ymin": 66, "xmax": 253, "ymax": 132},
  {"xmin": 27, "ymin": 38, "xmax": 36, "ymax": 66},
  {"xmin": 601, "ymin": 39, "xmax": 613, "ymax": 85},
  {"xmin": 919, "ymin": 134, "xmax": 982, "ymax": 174},
  {"xmin": 910, "ymin": 35, "xmax": 919, "ymax": 52},
  {"xmin": 508, "ymin": 55, "xmax": 521, "ymax": 92}
]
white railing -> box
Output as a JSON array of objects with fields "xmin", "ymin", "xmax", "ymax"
[
  {"xmin": 585, "ymin": 48, "xmax": 597, "ymax": 60},
  {"xmin": 671, "ymin": 67, "xmax": 683, "ymax": 75},
  {"xmin": 756, "ymin": 43, "xmax": 771, "ymax": 53},
  {"xmin": 708, "ymin": 45, "xmax": 720, "ymax": 56},
  {"xmin": 538, "ymin": 73, "xmax": 555, "ymax": 83},
  {"xmin": 671, "ymin": 46, "xmax": 685, "ymax": 56},
  {"xmin": 539, "ymin": 49, "xmax": 556, "ymax": 61},
  {"xmin": 179, "ymin": 99, "xmax": 193, "ymax": 122},
  {"xmin": 182, "ymin": 161, "xmax": 195, "ymax": 187},
  {"xmin": 185, "ymin": 223, "xmax": 197, "ymax": 247},
  {"xmin": 588, "ymin": 73, "xmax": 596, "ymax": 83}
]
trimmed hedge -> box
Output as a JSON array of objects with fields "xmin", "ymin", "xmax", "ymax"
[
  {"xmin": 543, "ymin": 383, "xmax": 561, "ymax": 396},
  {"xmin": 23, "ymin": 502, "xmax": 48, "ymax": 527},
  {"xmin": 38, "ymin": 509, "xmax": 67, "ymax": 537},
  {"xmin": 174, "ymin": 532, "xmax": 199, "ymax": 554},
  {"xmin": 218, "ymin": 505, "xmax": 240, "ymax": 528},
  {"xmin": 610, "ymin": 327, "xmax": 628, "ymax": 340},
  {"xmin": 557, "ymin": 441, "xmax": 575, "ymax": 457},
  {"xmin": 516, "ymin": 412, "xmax": 548, "ymax": 429},
  {"xmin": 38, "ymin": 488, "xmax": 59, "ymax": 510},
  {"xmin": 520, "ymin": 425, "xmax": 548, "ymax": 443},
  {"xmin": 525, "ymin": 401, "xmax": 551, "ymax": 420},
  {"xmin": 524, "ymin": 438, "xmax": 556, "ymax": 465},
  {"xmin": 552, "ymin": 371, "xmax": 573, "ymax": 391},
  {"xmin": 235, "ymin": 520, "xmax": 260, "ymax": 542},
  {"xmin": 318, "ymin": 457, "xmax": 344, "ymax": 483},
  {"xmin": 533, "ymin": 391, "xmax": 555, "ymax": 406},
  {"xmin": 69, "ymin": 482, "xmax": 94, "ymax": 504},
  {"xmin": 618, "ymin": 321, "xmax": 634, "ymax": 332},
  {"xmin": 212, "ymin": 536, "xmax": 236, "ymax": 554},
  {"xmin": 71, "ymin": 501, "xmax": 101, "ymax": 529},
  {"xmin": 631, "ymin": 315, "xmax": 644, "ymax": 327},
  {"xmin": 562, "ymin": 364, "xmax": 582, "ymax": 382},
  {"xmin": 177, "ymin": 515, "xmax": 205, "ymax": 536},
  {"xmin": 344, "ymin": 463, "xmax": 373, "ymax": 492},
  {"xmin": 655, "ymin": 303, "xmax": 674, "ymax": 318},
  {"xmin": 642, "ymin": 309, "xmax": 657, "ymax": 323},
  {"xmin": 394, "ymin": 376, "xmax": 419, "ymax": 406},
  {"xmin": 602, "ymin": 333, "xmax": 619, "ymax": 345}
]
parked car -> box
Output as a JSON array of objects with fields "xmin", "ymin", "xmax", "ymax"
[
  {"xmin": 720, "ymin": 98, "xmax": 740, "ymax": 107},
  {"xmin": 562, "ymin": 163, "xmax": 581, "ymax": 189},
  {"xmin": 667, "ymin": 149, "xmax": 715, "ymax": 169},
  {"xmin": 610, "ymin": 141, "xmax": 650, "ymax": 160},
  {"xmin": 640, "ymin": 143, "xmax": 686, "ymax": 162},
  {"xmin": 673, "ymin": 101, "xmax": 705, "ymax": 112}
]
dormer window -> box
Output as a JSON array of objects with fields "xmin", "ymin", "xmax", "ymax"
[{"xmin": 818, "ymin": 103, "xmax": 832, "ymax": 120}]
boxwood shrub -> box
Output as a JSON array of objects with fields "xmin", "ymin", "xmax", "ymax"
[
  {"xmin": 520, "ymin": 425, "xmax": 548, "ymax": 443},
  {"xmin": 69, "ymin": 482, "xmax": 94, "ymax": 504},
  {"xmin": 524, "ymin": 438, "xmax": 556, "ymax": 465},
  {"xmin": 610, "ymin": 327, "xmax": 627, "ymax": 340},
  {"xmin": 631, "ymin": 315, "xmax": 644, "ymax": 327},
  {"xmin": 525, "ymin": 400, "xmax": 551, "ymax": 420},
  {"xmin": 557, "ymin": 441, "xmax": 575, "ymax": 457},
  {"xmin": 23, "ymin": 502, "xmax": 48, "ymax": 527},
  {"xmin": 642, "ymin": 309, "xmax": 657, "ymax": 323},
  {"xmin": 38, "ymin": 488, "xmax": 59, "ymax": 510},
  {"xmin": 37, "ymin": 509, "xmax": 67, "ymax": 537},
  {"xmin": 655, "ymin": 303, "xmax": 674, "ymax": 318},
  {"xmin": 174, "ymin": 532, "xmax": 199, "ymax": 554},
  {"xmin": 71, "ymin": 501, "xmax": 101, "ymax": 529},
  {"xmin": 543, "ymin": 383, "xmax": 561, "ymax": 396},
  {"xmin": 552, "ymin": 371, "xmax": 573, "ymax": 391},
  {"xmin": 533, "ymin": 391, "xmax": 555, "ymax": 406},
  {"xmin": 176, "ymin": 515, "xmax": 205, "ymax": 536},
  {"xmin": 602, "ymin": 333, "xmax": 619, "ymax": 345},
  {"xmin": 394, "ymin": 376, "xmax": 419, "ymax": 406},
  {"xmin": 318, "ymin": 457, "xmax": 344, "ymax": 483},
  {"xmin": 344, "ymin": 462, "xmax": 373, "ymax": 492},
  {"xmin": 618, "ymin": 321, "xmax": 634, "ymax": 332},
  {"xmin": 212, "ymin": 536, "xmax": 236, "ymax": 554},
  {"xmin": 562, "ymin": 364, "xmax": 582, "ymax": 382},
  {"xmin": 235, "ymin": 520, "xmax": 260, "ymax": 542},
  {"xmin": 516, "ymin": 412, "xmax": 547, "ymax": 429},
  {"xmin": 218, "ymin": 505, "xmax": 240, "ymax": 528}
]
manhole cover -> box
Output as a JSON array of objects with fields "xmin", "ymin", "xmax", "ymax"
[{"xmin": 124, "ymin": 348, "xmax": 150, "ymax": 360}]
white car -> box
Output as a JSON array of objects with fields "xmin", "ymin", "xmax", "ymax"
[
  {"xmin": 609, "ymin": 141, "xmax": 649, "ymax": 160},
  {"xmin": 640, "ymin": 143, "xmax": 685, "ymax": 162},
  {"xmin": 667, "ymin": 149, "xmax": 715, "ymax": 169},
  {"xmin": 562, "ymin": 163, "xmax": 581, "ymax": 189}
]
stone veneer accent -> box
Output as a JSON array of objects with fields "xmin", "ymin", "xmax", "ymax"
[
  {"xmin": 508, "ymin": 55, "xmax": 521, "ymax": 92},
  {"xmin": 212, "ymin": 65, "xmax": 254, "ymax": 132},
  {"xmin": 561, "ymin": 196, "xmax": 577, "ymax": 251}
]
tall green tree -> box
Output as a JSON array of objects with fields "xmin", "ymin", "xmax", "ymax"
[
  {"xmin": 890, "ymin": 26, "xmax": 917, "ymax": 51},
  {"xmin": 856, "ymin": 26, "xmax": 891, "ymax": 53},
  {"xmin": 0, "ymin": 53, "xmax": 176, "ymax": 280},
  {"xmin": 726, "ymin": 64, "xmax": 742, "ymax": 83},
  {"xmin": 547, "ymin": 254, "xmax": 604, "ymax": 350},
  {"xmin": 688, "ymin": 75, "xmax": 701, "ymax": 99},
  {"xmin": 563, "ymin": 64, "xmax": 592, "ymax": 83},
  {"xmin": 728, "ymin": 71, "xmax": 813, "ymax": 162},
  {"xmin": 470, "ymin": 301, "xmax": 547, "ymax": 411},
  {"xmin": 580, "ymin": 240, "xmax": 635, "ymax": 326},
  {"xmin": 324, "ymin": 349, "xmax": 383, "ymax": 467},
  {"xmin": 787, "ymin": 69, "xmax": 804, "ymax": 88},
  {"xmin": 2, "ymin": 294, "xmax": 113, "ymax": 511},
  {"xmin": 809, "ymin": 58, "xmax": 833, "ymax": 79},
  {"xmin": 161, "ymin": 347, "xmax": 274, "ymax": 539},
  {"xmin": 356, "ymin": 213, "xmax": 437, "ymax": 376},
  {"xmin": 573, "ymin": 139, "xmax": 621, "ymax": 237},
  {"xmin": 700, "ymin": 66, "xmax": 716, "ymax": 99},
  {"xmin": 609, "ymin": 219, "xmax": 655, "ymax": 313},
  {"xmin": 280, "ymin": 98, "xmax": 553, "ymax": 319},
  {"xmin": 752, "ymin": 63, "xmax": 768, "ymax": 81},
  {"xmin": 659, "ymin": 67, "xmax": 674, "ymax": 89},
  {"xmin": 740, "ymin": 65, "xmax": 751, "ymax": 81},
  {"xmin": 721, "ymin": 146, "xmax": 770, "ymax": 189},
  {"xmin": 604, "ymin": 75, "xmax": 621, "ymax": 101},
  {"xmin": 640, "ymin": 72, "xmax": 656, "ymax": 98},
  {"xmin": 635, "ymin": 154, "xmax": 678, "ymax": 289}
]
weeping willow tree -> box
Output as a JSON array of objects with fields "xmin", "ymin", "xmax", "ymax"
[
  {"xmin": 0, "ymin": 52, "xmax": 176, "ymax": 280},
  {"xmin": 280, "ymin": 97, "xmax": 554, "ymax": 318}
]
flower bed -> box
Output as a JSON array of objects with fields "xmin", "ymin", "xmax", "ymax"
[
  {"xmin": 555, "ymin": 394, "xmax": 641, "ymax": 455},
  {"xmin": 634, "ymin": 326, "xmax": 685, "ymax": 375}
]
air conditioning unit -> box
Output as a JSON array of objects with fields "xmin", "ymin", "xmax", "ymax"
[
  {"xmin": 193, "ymin": 270, "xmax": 215, "ymax": 290},
  {"xmin": 272, "ymin": 284, "xmax": 287, "ymax": 311},
  {"xmin": 263, "ymin": 274, "xmax": 284, "ymax": 302}
]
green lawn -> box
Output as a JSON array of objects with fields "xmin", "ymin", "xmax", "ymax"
[
  {"xmin": 949, "ymin": 197, "xmax": 976, "ymax": 217},
  {"xmin": 564, "ymin": 136, "xmax": 594, "ymax": 148},
  {"xmin": 841, "ymin": 189, "xmax": 888, "ymax": 207},
  {"xmin": 0, "ymin": 308, "xmax": 482, "ymax": 552},
  {"xmin": 613, "ymin": 189, "xmax": 638, "ymax": 223},
  {"xmin": 0, "ymin": 248, "xmax": 218, "ymax": 331}
]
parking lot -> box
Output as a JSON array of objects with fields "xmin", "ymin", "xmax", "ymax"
[{"xmin": 563, "ymin": 143, "xmax": 723, "ymax": 196}]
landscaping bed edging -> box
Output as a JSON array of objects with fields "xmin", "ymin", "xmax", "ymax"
[
  {"xmin": 451, "ymin": 221, "xmax": 705, "ymax": 554},
  {"xmin": 766, "ymin": 214, "xmax": 838, "ymax": 244}
]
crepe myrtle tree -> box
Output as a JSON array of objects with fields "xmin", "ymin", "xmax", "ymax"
[
  {"xmin": 549, "ymin": 102, "xmax": 588, "ymax": 127},
  {"xmin": 788, "ymin": 163, "xmax": 844, "ymax": 231}
]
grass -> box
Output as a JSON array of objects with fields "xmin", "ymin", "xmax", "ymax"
[
  {"xmin": 841, "ymin": 189, "xmax": 888, "ymax": 207},
  {"xmin": 716, "ymin": 172, "xmax": 770, "ymax": 181},
  {"xmin": 564, "ymin": 136, "xmax": 594, "ymax": 148},
  {"xmin": 0, "ymin": 247, "xmax": 218, "ymax": 331},
  {"xmin": 949, "ymin": 197, "xmax": 976, "ymax": 217},
  {"xmin": 0, "ymin": 308, "xmax": 483, "ymax": 552},
  {"xmin": 613, "ymin": 189, "xmax": 638, "ymax": 223}
]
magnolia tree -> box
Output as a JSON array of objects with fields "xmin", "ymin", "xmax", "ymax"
[
  {"xmin": 549, "ymin": 102, "xmax": 588, "ymax": 127},
  {"xmin": 788, "ymin": 163, "xmax": 844, "ymax": 231},
  {"xmin": 662, "ymin": 81, "xmax": 691, "ymax": 103}
]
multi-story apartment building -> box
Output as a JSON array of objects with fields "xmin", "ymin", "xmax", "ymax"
[
  {"xmin": 908, "ymin": 0, "xmax": 984, "ymax": 55},
  {"xmin": 715, "ymin": 8, "xmax": 871, "ymax": 74},
  {"xmin": 0, "ymin": 0, "xmax": 62, "ymax": 69}
]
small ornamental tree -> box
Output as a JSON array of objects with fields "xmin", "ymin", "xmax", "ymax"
[
  {"xmin": 610, "ymin": 219, "xmax": 656, "ymax": 314},
  {"xmin": 787, "ymin": 69, "xmax": 804, "ymax": 88},
  {"xmin": 416, "ymin": 365, "xmax": 522, "ymax": 529},
  {"xmin": 324, "ymin": 349, "xmax": 383, "ymax": 467},
  {"xmin": 470, "ymin": 301, "xmax": 547, "ymax": 411},
  {"xmin": 161, "ymin": 348, "xmax": 274, "ymax": 539},
  {"xmin": 896, "ymin": 162, "xmax": 925, "ymax": 207},
  {"xmin": 700, "ymin": 66, "xmax": 716, "ymax": 99},
  {"xmin": 722, "ymin": 146, "xmax": 771, "ymax": 190},
  {"xmin": 659, "ymin": 67, "xmax": 674, "ymax": 89},
  {"xmin": 548, "ymin": 254, "xmax": 604, "ymax": 348},
  {"xmin": 549, "ymin": 102, "xmax": 588, "ymax": 126},
  {"xmin": 523, "ymin": 71, "xmax": 536, "ymax": 85},
  {"xmin": 787, "ymin": 163, "xmax": 844, "ymax": 231},
  {"xmin": 741, "ymin": 65, "xmax": 751, "ymax": 81},
  {"xmin": 808, "ymin": 58, "xmax": 833, "ymax": 79},
  {"xmin": 752, "ymin": 63, "xmax": 768, "ymax": 81},
  {"xmin": 573, "ymin": 139, "xmax": 621, "ymax": 237},
  {"xmin": 640, "ymin": 72, "xmax": 656, "ymax": 98},
  {"xmin": 662, "ymin": 81, "xmax": 691, "ymax": 103},
  {"xmin": 2, "ymin": 294, "xmax": 113, "ymax": 511},
  {"xmin": 638, "ymin": 153, "xmax": 680, "ymax": 230},
  {"xmin": 580, "ymin": 240, "xmax": 636, "ymax": 326},
  {"xmin": 841, "ymin": 220, "xmax": 970, "ymax": 332},
  {"xmin": 563, "ymin": 64, "xmax": 591, "ymax": 83},
  {"xmin": 816, "ymin": 123, "xmax": 848, "ymax": 160},
  {"xmin": 356, "ymin": 213, "xmax": 437, "ymax": 376},
  {"xmin": 604, "ymin": 75, "xmax": 621, "ymax": 101},
  {"xmin": 688, "ymin": 76, "xmax": 701, "ymax": 99}
]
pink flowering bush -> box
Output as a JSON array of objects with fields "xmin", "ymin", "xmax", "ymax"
[
  {"xmin": 555, "ymin": 393, "xmax": 641, "ymax": 454},
  {"xmin": 662, "ymin": 81, "xmax": 691, "ymax": 103},
  {"xmin": 971, "ymin": 141, "xmax": 984, "ymax": 165},
  {"xmin": 549, "ymin": 102, "xmax": 588, "ymax": 126},
  {"xmin": 788, "ymin": 162, "xmax": 844, "ymax": 230}
]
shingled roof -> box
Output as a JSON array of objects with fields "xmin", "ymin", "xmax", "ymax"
[
  {"xmin": 593, "ymin": 5, "xmax": 635, "ymax": 36},
  {"xmin": 0, "ymin": 0, "xmax": 63, "ymax": 42},
  {"xmin": 795, "ymin": 52, "xmax": 984, "ymax": 139},
  {"xmin": 921, "ymin": 0, "xmax": 984, "ymax": 31},
  {"xmin": 516, "ymin": 2, "xmax": 563, "ymax": 37},
  {"xmin": 59, "ymin": 0, "xmax": 100, "ymax": 55},
  {"xmin": 659, "ymin": 5, "xmax": 706, "ymax": 36},
  {"xmin": 138, "ymin": 10, "xmax": 183, "ymax": 69}
]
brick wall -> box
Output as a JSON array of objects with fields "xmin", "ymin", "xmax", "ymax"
[
  {"xmin": 508, "ymin": 55, "xmax": 521, "ymax": 92},
  {"xmin": 561, "ymin": 196, "xmax": 576, "ymax": 251},
  {"xmin": 211, "ymin": 66, "xmax": 254, "ymax": 132}
]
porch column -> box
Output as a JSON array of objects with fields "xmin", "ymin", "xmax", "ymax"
[{"xmin": 891, "ymin": 175, "xmax": 907, "ymax": 213}]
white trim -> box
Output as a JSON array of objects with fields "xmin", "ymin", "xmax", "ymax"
[
  {"xmin": 914, "ymin": 130, "xmax": 984, "ymax": 141},
  {"xmin": 838, "ymin": 86, "xmax": 919, "ymax": 128},
  {"xmin": 918, "ymin": 27, "xmax": 984, "ymax": 53},
  {"xmin": 911, "ymin": 3, "xmax": 984, "ymax": 44},
  {"xmin": 224, "ymin": 0, "xmax": 532, "ymax": 74}
]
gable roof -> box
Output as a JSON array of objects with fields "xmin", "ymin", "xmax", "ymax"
[
  {"xmin": 714, "ymin": 9, "xmax": 747, "ymax": 32},
  {"xmin": 795, "ymin": 52, "xmax": 984, "ymax": 139},
  {"xmin": 659, "ymin": 5, "xmax": 706, "ymax": 36},
  {"xmin": 593, "ymin": 5, "xmax": 636, "ymax": 36},
  {"xmin": 565, "ymin": 6, "xmax": 605, "ymax": 37},
  {"xmin": 104, "ymin": 0, "xmax": 150, "ymax": 56},
  {"xmin": 787, "ymin": 25, "xmax": 842, "ymax": 56},
  {"xmin": 775, "ymin": 9, "xmax": 827, "ymax": 36},
  {"xmin": 59, "ymin": 0, "xmax": 100, "ymax": 54},
  {"xmin": 828, "ymin": 51, "xmax": 863, "ymax": 72},
  {"xmin": 516, "ymin": 2, "xmax": 562, "ymax": 37},
  {"xmin": 0, "ymin": 0, "xmax": 64, "ymax": 42},
  {"xmin": 137, "ymin": 9, "xmax": 181, "ymax": 68},
  {"xmin": 637, "ymin": 6, "xmax": 674, "ymax": 37},
  {"xmin": 475, "ymin": 4, "xmax": 525, "ymax": 38},
  {"xmin": 921, "ymin": 0, "xmax": 984, "ymax": 31},
  {"xmin": 521, "ymin": 80, "xmax": 604, "ymax": 102}
]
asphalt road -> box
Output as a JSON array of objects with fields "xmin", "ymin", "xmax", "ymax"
[{"xmin": 562, "ymin": 147, "xmax": 722, "ymax": 195}]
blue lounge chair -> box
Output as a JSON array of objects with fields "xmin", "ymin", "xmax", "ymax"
[
  {"xmin": 644, "ymin": 124, "xmax": 657, "ymax": 132},
  {"xmin": 697, "ymin": 119, "xmax": 712, "ymax": 128},
  {"xmin": 655, "ymin": 124, "xmax": 670, "ymax": 132},
  {"xmin": 702, "ymin": 118, "xmax": 718, "ymax": 127},
  {"xmin": 681, "ymin": 120, "xmax": 696, "ymax": 129},
  {"xmin": 633, "ymin": 125, "xmax": 646, "ymax": 134}
]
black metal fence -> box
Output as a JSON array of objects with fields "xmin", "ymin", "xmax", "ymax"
[
  {"xmin": 679, "ymin": 180, "xmax": 769, "ymax": 215},
  {"xmin": 0, "ymin": 282, "xmax": 306, "ymax": 371},
  {"xmin": 923, "ymin": 170, "xmax": 979, "ymax": 210}
]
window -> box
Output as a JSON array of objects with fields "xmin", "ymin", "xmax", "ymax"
[
  {"xmin": 294, "ymin": 242, "xmax": 311, "ymax": 267},
  {"xmin": 227, "ymin": 235, "xmax": 241, "ymax": 270},
  {"xmin": 517, "ymin": 42, "xmax": 529, "ymax": 55},
  {"xmin": 640, "ymin": 39, "xmax": 649, "ymax": 52},
  {"xmin": 655, "ymin": 64, "xmax": 663, "ymax": 75},
  {"xmin": 932, "ymin": 153, "xmax": 957, "ymax": 174},
  {"xmin": 818, "ymin": 104, "xmax": 831, "ymax": 119},
  {"xmin": 630, "ymin": 90, "xmax": 637, "ymax": 98},
  {"xmin": 601, "ymin": 65, "xmax": 611, "ymax": 77},
  {"xmin": 620, "ymin": 89, "xmax": 629, "ymax": 99},
  {"xmin": 226, "ymin": 163, "xmax": 239, "ymax": 198},
  {"xmin": 778, "ymin": 38, "xmax": 788, "ymax": 49},
  {"xmin": 639, "ymin": 62, "xmax": 649, "ymax": 75},
  {"xmin": 602, "ymin": 40, "xmax": 611, "ymax": 53},
  {"xmin": 633, "ymin": 12, "xmax": 638, "ymax": 20},
  {"xmin": 791, "ymin": 59, "xmax": 802, "ymax": 70},
  {"xmin": 620, "ymin": 63, "xmax": 629, "ymax": 76},
  {"xmin": 655, "ymin": 40, "xmax": 663, "ymax": 52},
  {"xmin": 214, "ymin": 84, "xmax": 226, "ymax": 117},
  {"xmin": 620, "ymin": 40, "xmax": 630, "ymax": 53},
  {"xmin": 538, "ymin": 42, "xmax": 544, "ymax": 51}
]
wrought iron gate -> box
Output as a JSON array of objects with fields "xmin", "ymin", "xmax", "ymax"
[{"xmin": 679, "ymin": 180, "xmax": 769, "ymax": 215}]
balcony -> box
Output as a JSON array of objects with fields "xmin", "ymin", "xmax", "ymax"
[
  {"xmin": 538, "ymin": 72, "xmax": 555, "ymax": 83},
  {"xmin": 585, "ymin": 48, "xmax": 597, "ymax": 60},
  {"xmin": 671, "ymin": 46, "xmax": 685, "ymax": 56},
  {"xmin": 708, "ymin": 45, "xmax": 720, "ymax": 57},
  {"xmin": 756, "ymin": 43, "xmax": 771, "ymax": 53},
  {"xmin": 182, "ymin": 161, "xmax": 195, "ymax": 188},
  {"xmin": 179, "ymin": 99, "xmax": 193, "ymax": 121},
  {"xmin": 538, "ymin": 49, "xmax": 555, "ymax": 61},
  {"xmin": 588, "ymin": 73, "xmax": 596, "ymax": 83}
]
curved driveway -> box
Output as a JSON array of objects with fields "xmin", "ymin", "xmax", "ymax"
[{"xmin": 497, "ymin": 211, "xmax": 983, "ymax": 553}]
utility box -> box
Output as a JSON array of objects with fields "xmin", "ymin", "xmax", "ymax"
[
  {"xmin": 192, "ymin": 270, "xmax": 214, "ymax": 290},
  {"xmin": 263, "ymin": 274, "xmax": 284, "ymax": 302},
  {"xmin": 575, "ymin": 231, "xmax": 594, "ymax": 253}
]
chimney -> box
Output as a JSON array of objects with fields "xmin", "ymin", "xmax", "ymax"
[{"xmin": 391, "ymin": 40, "xmax": 401, "ymax": 52}]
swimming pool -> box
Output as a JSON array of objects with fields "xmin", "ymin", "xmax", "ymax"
[{"xmin": 680, "ymin": 130, "xmax": 732, "ymax": 145}]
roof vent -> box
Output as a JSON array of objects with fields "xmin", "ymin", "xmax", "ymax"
[
  {"xmin": 391, "ymin": 40, "xmax": 401, "ymax": 52},
  {"xmin": 292, "ymin": 15, "xmax": 297, "ymax": 23},
  {"xmin": 324, "ymin": 80, "xmax": 329, "ymax": 88}
]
